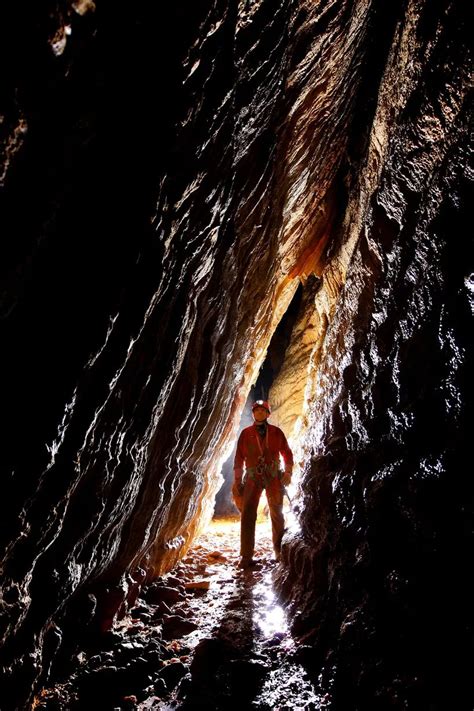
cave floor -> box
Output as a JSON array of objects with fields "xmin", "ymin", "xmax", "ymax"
[
  {"xmin": 36, "ymin": 519, "xmax": 329, "ymax": 710},
  {"xmin": 150, "ymin": 517, "xmax": 326, "ymax": 710}
]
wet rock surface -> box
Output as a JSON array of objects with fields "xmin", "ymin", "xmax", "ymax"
[
  {"xmin": 0, "ymin": 1, "xmax": 471, "ymax": 709},
  {"xmin": 272, "ymin": 2, "xmax": 473, "ymax": 708},
  {"xmin": 1, "ymin": 2, "xmax": 382, "ymax": 700},
  {"xmin": 35, "ymin": 521, "xmax": 325, "ymax": 710}
]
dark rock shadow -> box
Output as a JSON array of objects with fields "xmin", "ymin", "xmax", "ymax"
[{"xmin": 178, "ymin": 571, "xmax": 268, "ymax": 709}]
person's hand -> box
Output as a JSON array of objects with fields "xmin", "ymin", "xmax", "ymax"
[{"xmin": 281, "ymin": 470, "xmax": 292, "ymax": 486}]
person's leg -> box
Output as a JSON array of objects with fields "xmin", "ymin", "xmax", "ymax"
[
  {"xmin": 240, "ymin": 479, "xmax": 262, "ymax": 563},
  {"xmin": 265, "ymin": 478, "xmax": 284, "ymax": 558}
]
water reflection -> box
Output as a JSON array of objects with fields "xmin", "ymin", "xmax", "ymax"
[
  {"xmin": 252, "ymin": 571, "xmax": 288, "ymax": 638},
  {"xmin": 165, "ymin": 518, "xmax": 326, "ymax": 709}
]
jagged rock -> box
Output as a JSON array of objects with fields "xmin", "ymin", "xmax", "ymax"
[
  {"xmin": 0, "ymin": 1, "xmax": 471, "ymax": 709},
  {"xmin": 161, "ymin": 615, "xmax": 198, "ymax": 641},
  {"xmin": 158, "ymin": 661, "xmax": 188, "ymax": 691},
  {"xmin": 184, "ymin": 580, "xmax": 210, "ymax": 591},
  {"xmin": 190, "ymin": 638, "xmax": 233, "ymax": 681},
  {"xmin": 153, "ymin": 678, "xmax": 168, "ymax": 697},
  {"xmin": 218, "ymin": 658, "xmax": 269, "ymax": 697},
  {"xmin": 151, "ymin": 601, "xmax": 171, "ymax": 619},
  {"xmin": 161, "ymin": 575, "xmax": 183, "ymax": 588},
  {"xmin": 143, "ymin": 585, "xmax": 186, "ymax": 606}
]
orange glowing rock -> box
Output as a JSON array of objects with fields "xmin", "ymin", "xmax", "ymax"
[{"xmin": 184, "ymin": 580, "xmax": 211, "ymax": 591}]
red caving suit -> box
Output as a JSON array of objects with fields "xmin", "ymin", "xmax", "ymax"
[{"xmin": 233, "ymin": 423, "xmax": 293, "ymax": 559}]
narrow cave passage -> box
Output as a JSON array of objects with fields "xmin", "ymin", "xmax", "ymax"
[
  {"xmin": 35, "ymin": 283, "xmax": 320, "ymax": 710},
  {"xmin": 36, "ymin": 523, "xmax": 323, "ymax": 710},
  {"xmin": 3, "ymin": 1, "xmax": 471, "ymax": 708},
  {"xmin": 214, "ymin": 281, "xmax": 304, "ymax": 521},
  {"xmin": 145, "ymin": 519, "xmax": 323, "ymax": 709}
]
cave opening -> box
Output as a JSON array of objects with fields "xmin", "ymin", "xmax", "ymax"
[{"xmin": 213, "ymin": 280, "xmax": 304, "ymax": 528}]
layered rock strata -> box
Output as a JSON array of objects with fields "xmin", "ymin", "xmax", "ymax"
[
  {"xmin": 0, "ymin": 0, "xmax": 471, "ymax": 709},
  {"xmin": 275, "ymin": 2, "xmax": 473, "ymax": 708}
]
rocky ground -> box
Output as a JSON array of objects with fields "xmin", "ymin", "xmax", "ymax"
[{"xmin": 34, "ymin": 518, "xmax": 330, "ymax": 710}]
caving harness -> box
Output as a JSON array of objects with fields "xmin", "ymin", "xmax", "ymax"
[{"xmin": 246, "ymin": 424, "xmax": 281, "ymax": 488}]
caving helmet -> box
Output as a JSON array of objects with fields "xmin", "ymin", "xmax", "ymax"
[{"xmin": 252, "ymin": 400, "xmax": 271, "ymax": 415}]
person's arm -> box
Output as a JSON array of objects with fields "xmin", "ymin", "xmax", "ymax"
[
  {"xmin": 279, "ymin": 429, "xmax": 293, "ymax": 486},
  {"xmin": 233, "ymin": 431, "xmax": 245, "ymax": 494}
]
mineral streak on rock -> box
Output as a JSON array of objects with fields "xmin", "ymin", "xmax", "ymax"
[{"xmin": 0, "ymin": 0, "xmax": 471, "ymax": 708}]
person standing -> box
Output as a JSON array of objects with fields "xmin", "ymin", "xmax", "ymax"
[{"xmin": 232, "ymin": 400, "xmax": 293, "ymax": 568}]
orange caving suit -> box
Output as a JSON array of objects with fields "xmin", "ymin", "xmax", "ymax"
[{"xmin": 233, "ymin": 423, "xmax": 293, "ymax": 560}]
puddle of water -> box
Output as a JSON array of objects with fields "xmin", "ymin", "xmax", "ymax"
[{"xmin": 252, "ymin": 570, "xmax": 289, "ymax": 638}]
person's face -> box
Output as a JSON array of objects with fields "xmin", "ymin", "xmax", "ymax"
[{"xmin": 253, "ymin": 406, "xmax": 269, "ymax": 423}]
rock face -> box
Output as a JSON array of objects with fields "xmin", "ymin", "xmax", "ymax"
[
  {"xmin": 0, "ymin": 0, "xmax": 471, "ymax": 709},
  {"xmin": 274, "ymin": 3, "xmax": 473, "ymax": 709}
]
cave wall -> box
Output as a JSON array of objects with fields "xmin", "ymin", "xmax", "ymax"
[
  {"xmin": 0, "ymin": 0, "xmax": 471, "ymax": 708},
  {"xmin": 0, "ymin": 0, "xmax": 399, "ymax": 705},
  {"xmin": 275, "ymin": 1, "xmax": 473, "ymax": 708}
]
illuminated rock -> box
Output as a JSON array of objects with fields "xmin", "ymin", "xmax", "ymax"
[{"xmin": 0, "ymin": 0, "xmax": 471, "ymax": 708}]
